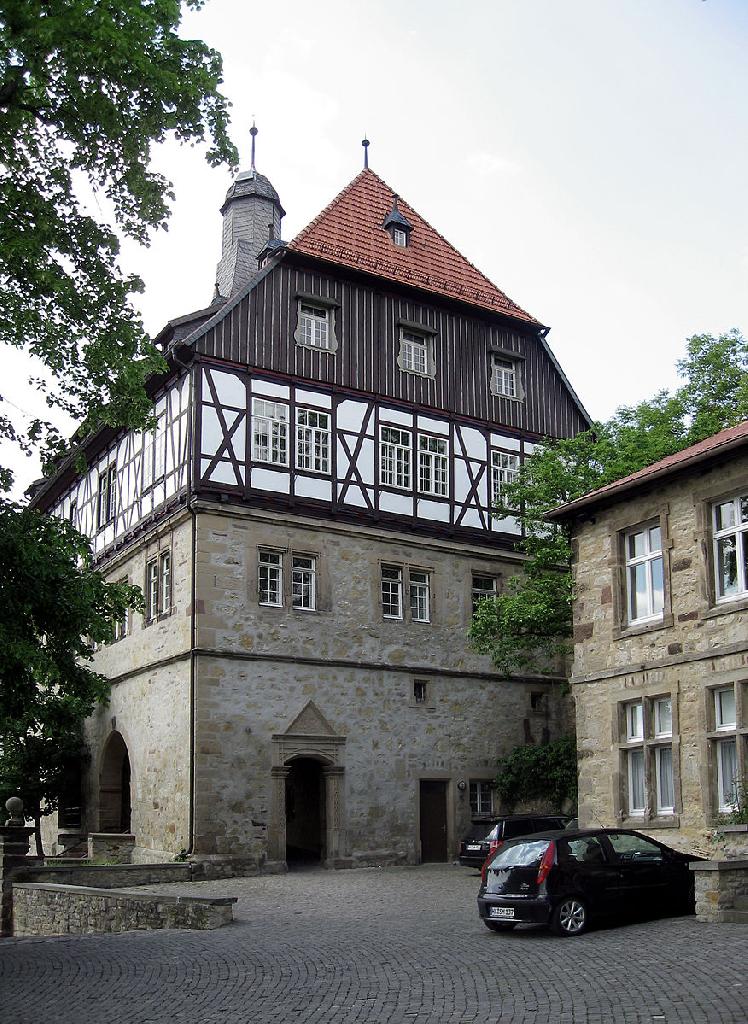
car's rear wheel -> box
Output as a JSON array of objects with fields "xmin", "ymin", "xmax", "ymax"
[
  {"xmin": 483, "ymin": 920, "xmax": 517, "ymax": 932},
  {"xmin": 550, "ymin": 897, "xmax": 588, "ymax": 936}
]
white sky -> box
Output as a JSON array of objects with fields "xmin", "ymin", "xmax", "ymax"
[{"xmin": 4, "ymin": 0, "xmax": 747, "ymax": 497}]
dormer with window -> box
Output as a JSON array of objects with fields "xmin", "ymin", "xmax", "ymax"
[
  {"xmin": 490, "ymin": 350, "xmax": 525, "ymax": 401},
  {"xmin": 294, "ymin": 293, "xmax": 339, "ymax": 353},
  {"xmin": 383, "ymin": 194, "xmax": 413, "ymax": 248}
]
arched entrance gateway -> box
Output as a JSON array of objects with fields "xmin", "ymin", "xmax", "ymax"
[
  {"xmin": 98, "ymin": 731, "xmax": 132, "ymax": 833},
  {"xmin": 269, "ymin": 702, "xmax": 349, "ymax": 869}
]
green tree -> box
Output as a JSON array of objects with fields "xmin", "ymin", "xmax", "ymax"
[
  {"xmin": 0, "ymin": 502, "xmax": 143, "ymax": 854},
  {"xmin": 0, "ymin": 0, "xmax": 237, "ymax": 481},
  {"xmin": 470, "ymin": 330, "xmax": 748, "ymax": 674},
  {"xmin": 494, "ymin": 737, "xmax": 578, "ymax": 812}
]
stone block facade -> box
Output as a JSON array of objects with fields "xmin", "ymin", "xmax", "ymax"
[
  {"xmin": 565, "ymin": 443, "xmax": 748, "ymax": 855},
  {"xmin": 690, "ymin": 860, "xmax": 748, "ymax": 923}
]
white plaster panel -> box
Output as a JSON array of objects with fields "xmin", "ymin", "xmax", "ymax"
[
  {"xmin": 208, "ymin": 369, "xmax": 246, "ymax": 408},
  {"xmin": 417, "ymin": 415, "xmax": 450, "ymax": 436},
  {"xmin": 380, "ymin": 406, "xmax": 413, "ymax": 428},
  {"xmin": 339, "ymin": 483, "xmax": 367, "ymax": 507},
  {"xmin": 201, "ymin": 406, "xmax": 223, "ymax": 456},
  {"xmin": 210, "ymin": 461, "xmax": 243, "ymax": 487},
  {"xmin": 295, "ymin": 476, "xmax": 333, "ymax": 502},
  {"xmin": 357, "ymin": 437, "xmax": 375, "ymax": 485},
  {"xmin": 493, "ymin": 515, "xmax": 522, "ymax": 535},
  {"xmin": 470, "ymin": 463, "xmax": 489, "ymax": 506},
  {"xmin": 454, "ymin": 459, "xmax": 471, "ymax": 503},
  {"xmin": 251, "ymin": 378, "xmax": 290, "ymax": 401},
  {"xmin": 490, "ymin": 433, "xmax": 521, "ymax": 453},
  {"xmin": 336, "ymin": 447, "xmax": 351, "ymax": 479},
  {"xmin": 458, "ymin": 507, "xmax": 483, "ymax": 529},
  {"xmin": 458, "ymin": 426, "xmax": 486, "ymax": 459},
  {"xmin": 337, "ymin": 400, "xmax": 367, "ymax": 433},
  {"xmin": 416, "ymin": 498, "xmax": 451, "ymax": 522},
  {"xmin": 225, "ymin": 410, "xmax": 246, "ymax": 461},
  {"xmin": 252, "ymin": 467, "xmax": 290, "ymax": 493},
  {"xmin": 524, "ymin": 441, "xmax": 539, "ymax": 455},
  {"xmin": 296, "ymin": 388, "xmax": 332, "ymax": 410},
  {"xmin": 378, "ymin": 490, "xmax": 413, "ymax": 516}
]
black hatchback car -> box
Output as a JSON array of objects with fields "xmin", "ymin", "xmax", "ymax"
[
  {"xmin": 477, "ymin": 828, "xmax": 699, "ymax": 936},
  {"xmin": 459, "ymin": 814, "xmax": 569, "ymax": 868}
]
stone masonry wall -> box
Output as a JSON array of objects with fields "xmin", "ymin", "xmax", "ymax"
[
  {"xmin": 82, "ymin": 513, "xmax": 193, "ymax": 860},
  {"xmin": 12, "ymin": 883, "xmax": 235, "ymax": 936},
  {"xmin": 190, "ymin": 505, "xmax": 571, "ymax": 865},
  {"xmin": 570, "ymin": 449, "xmax": 748, "ymax": 854}
]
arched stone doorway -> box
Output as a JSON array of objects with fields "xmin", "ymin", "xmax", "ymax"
[
  {"xmin": 285, "ymin": 758, "xmax": 325, "ymax": 865},
  {"xmin": 270, "ymin": 701, "xmax": 350, "ymax": 869},
  {"xmin": 98, "ymin": 731, "xmax": 132, "ymax": 833}
]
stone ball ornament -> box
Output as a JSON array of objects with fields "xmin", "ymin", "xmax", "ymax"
[{"xmin": 5, "ymin": 796, "xmax": 24, "ymax": 826}]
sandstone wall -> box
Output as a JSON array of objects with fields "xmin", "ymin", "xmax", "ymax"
[{"xmin": 570, "ymin": 450, "xmax": 748, "ymax": 854}]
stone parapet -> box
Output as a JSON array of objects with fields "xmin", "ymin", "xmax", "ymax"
[
  {"xmin": 11, "ymin": 882, "xmax": 237, "ymax": 936},
  {"xmin": 690, "ymin": 859, "xmax": 748, "ymax": 923},
  {"xmin": 13, "ymin": 861, "xmax": 193, "ymax": 888}
]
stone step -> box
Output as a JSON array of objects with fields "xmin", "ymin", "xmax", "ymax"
[{"xmin": 720, "ymin": 910, "xmax": 748, "ymax": 924}]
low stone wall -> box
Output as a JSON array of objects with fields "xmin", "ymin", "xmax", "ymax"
[
  {"xmin": 12, "ymin": 883, "xmax": 237, "ymax": 936},
  {"xmin": 690, "ymin": 860, "xmax": 748, "ymax": 923}
]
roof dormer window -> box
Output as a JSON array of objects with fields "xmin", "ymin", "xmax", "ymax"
[{"xmin": 383, "ymin": 194, "xmax": 412, "ymax": 248}]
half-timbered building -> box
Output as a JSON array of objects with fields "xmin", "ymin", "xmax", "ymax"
[{"xmin": 31, "ymin": 150, "xmax": 590, "ymax": 869}]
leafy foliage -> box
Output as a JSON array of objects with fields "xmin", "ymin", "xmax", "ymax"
[
  {"xmin": 0, "ymin": 0, "xmax": 237, "ymax": 476},
  {"xmin": 469, "ymin": 330, "xmax": 748, "ymax": 674},
  {"xmin": 0, "ymin": 500, "xmax": 143, "ymax": 852},
  {"xmin": 494, "ymin": 736, "xmax": 578, "ymax": 812}
]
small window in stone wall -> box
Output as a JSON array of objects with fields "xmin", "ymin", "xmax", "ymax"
[{"xmin": 413, "ymin": 679, "xmax": 428, "ymax": 704}]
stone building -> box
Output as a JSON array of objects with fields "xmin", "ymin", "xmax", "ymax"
[
  {"xmin": 31, "ymin": 144, "xmax": 589, "ymax": 869},
  {"xmin": 549, "ymin": 422, "xmax": 748, "ymax": 853}
]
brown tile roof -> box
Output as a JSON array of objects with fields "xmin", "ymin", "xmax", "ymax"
[
  {"xmin": 549, "ymin": 420, "xmax": 748, "ymax": 520},
  {"xmin": 288, "ymin": 169, "xmax": 539, "ymax": 324}
]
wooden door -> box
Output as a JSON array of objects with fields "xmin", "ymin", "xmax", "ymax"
[{"xmin": 419, "ymin": 781, "xmax": 448, "ymax": 862}]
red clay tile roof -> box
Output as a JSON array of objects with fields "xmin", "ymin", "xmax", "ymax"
[
  {"xmin": 288, "ymin": 169, "xmax": 539, "ymax": 324},
  {"xmin": 549, "ymin": 420, "xmax": 748, "ymax": 520}
]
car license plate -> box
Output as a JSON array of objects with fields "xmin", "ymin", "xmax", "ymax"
[
  {"xmin": 467, "ymin": 845, "xmax": 482, "ymax": 851},
  {"xmin": 489, "ymin": 907, "xmax": 514, "ymax": 919}
]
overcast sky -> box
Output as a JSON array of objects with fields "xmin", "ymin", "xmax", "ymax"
[{"xmin": 4, "ymin": 0, "xmax": 747, "ymax": 497}]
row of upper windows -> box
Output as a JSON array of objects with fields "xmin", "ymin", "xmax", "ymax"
[
  {"xmin": 620, "ymin": 492, "xmax": 748, "ymax": 627},
  {"xmin": 109, "ymin": 550, "xmax": 172, "ymax": 643},
  {"xmin": 253, "ymin": 396, "xmax": 520, "ymax": 496},
  {"xmin": 619, "ymin": 683, "xmax": 745, "ymax": 820},
  {"xmin": 295, "ymin": 301, "xmax": 523, "ymax": 399},
  {"xmin": 257, "ymin": 548, "xmax": 500, "ymax": 622}
]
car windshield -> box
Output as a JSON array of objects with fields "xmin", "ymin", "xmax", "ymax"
[
  {"xmin": 465, "ymin": 822, "xmax": 498, "ymax": 841},
  {"xmin": 490, "ymin": 838, "xmax": 550, "ymax": 869}
]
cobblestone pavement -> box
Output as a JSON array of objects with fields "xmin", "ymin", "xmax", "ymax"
[{"xmin": 2, "ymin": 864, "xmax": 747, "ymax": 1023}]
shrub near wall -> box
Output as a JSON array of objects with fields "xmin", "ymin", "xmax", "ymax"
[{"xmin": 495, "ymin": 737, "xmax": 578, "ymax": 813}]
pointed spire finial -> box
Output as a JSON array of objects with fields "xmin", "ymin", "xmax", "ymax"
[
  {"xmin": 362, "ymin": 136, "xmax": 370, "ymax": 169},
  {"xmin": 250, "ymin": 118, "xmax": 258, "ymax": 172}
]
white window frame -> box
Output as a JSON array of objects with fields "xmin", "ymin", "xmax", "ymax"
[
  {"xmin": 491, "ymin": 356, "xmax": 517, "ymax": 399},
  {"xmin": 296, "ymin": 408, "xmax": 330, "ymax": 475},
  {"xmin": 380, "ymin": 426, "xmax": 411, "ymax": 490},
  {"xmin": 418, "ymin": 434, "xmax": 448, "ymax": 497},
  {"xmin": 393, "ymin": 227, "xmax": 408, "ymax": 247},
  {"xmin": 471, "ymin": 574, "xmax": 497, "ymax": 612},
  {"xmin": 621, "ymin": 696, "xmax": 676, "ymax": 820},
  {"xmin": 655, "ymin": 745, "xmax": 675, "ymax": 815},
  {"xmin": 298, "ymin": 303, "xmax": 331, "ymax": 350},
  {"xmin": 97, "ymin": 464, "xmax": 116, "ymax": 529},
  {"xmin": 258, "ymin": 550, "xmax": 283, "ymax": 607},
  {"xmin": 292, "ymin": 555, "xmax": 316, "ymax": 611},
  {"xmin": 626, "ymin": 747, "xmax": 646, "ymax": 818},
  {"xmin": 713, "ymin": 495, "xmax": 748, "ymax": 602},
  {"xmin": 715, "ymin": 686, "xmax": 736, "ymax": 731},
  {"xmin": 399, "ymin": 329, "xmax": 430, "ymax": 377},
  {"xmin": 469, "ymin": 781, "xmax": 494, "ymax": 816},
  {"xmin": 624, "ymin": 523, "xmax": 664, "ymax": 625},
  {"xmin": 716, "ymin": 737, "xmax": 738, "ymax": 812},
  {"xmin": 146, "ymin": 558, "xmax": 159, "ymax": 622},
  {"xmin": 491, "ymin": 451, "xmax": 520, "ymax": 506},
  {"xmin": 381, "ymin": 564, "xmax": 403, "ymax": 619},
  {"xmin": 159, "ymin": 551, "xmax": 172, "ymax": 615},
  {"xmin": 409, "ymin": 570, "xmax": 431, "ymax": 623},
  {"xmin": 113, "ymin": 577, "xmax": 129, "ymax": 642},
  {"xmin": 626, "ymin": 701, "xmax": 644, "ymax": 741},
  {"xmin": 654, "ymin": 697, "xmax": 672, "ymax": 738},
  {"xmin": 252, "ymin": 398, "xmax": 289, "ymax": 467}
]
